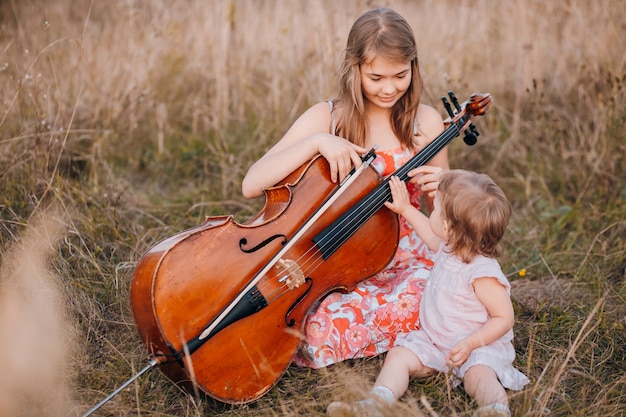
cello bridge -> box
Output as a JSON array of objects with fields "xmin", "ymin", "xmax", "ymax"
[{"xmin": 277, "ymin": 258, "xmax": 305, "ymax": 289}]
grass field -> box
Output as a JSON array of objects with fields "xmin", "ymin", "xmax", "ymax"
[{"xmin": 1, "ymin": 0, "xmax": 625, "ymax": 416}]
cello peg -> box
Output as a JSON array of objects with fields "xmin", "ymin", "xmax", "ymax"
[
  {"xmin": 448, "ymin": 91, "xmax": 462, "ymax": 112},
  {"xmin": 441, "ymin": 96, "xmax": 455, "ymax": 117},
  {"xmin": 463, "ymin": 123, "xmax": 479, "ymax": 146}
]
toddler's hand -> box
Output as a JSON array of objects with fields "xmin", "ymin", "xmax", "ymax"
[
  {"xmin": 384, "ymin": 176, "xmax": 411, "ymax": 216},
  {"xmin": 447, "ymin": 339, "xmax": 472, "ymax": 368}
]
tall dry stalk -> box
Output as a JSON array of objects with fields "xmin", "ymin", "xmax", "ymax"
[{"xmin": 0, "ymin": 206, "xmax": 75, "ymax": 417}]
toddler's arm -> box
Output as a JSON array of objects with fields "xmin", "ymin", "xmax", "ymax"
[
  {"xmin": 384, "ymin": 175, "xmax": 442, "ymax": 252},
  {"xmin": 447, "ymin": 277, "xmax": 514, "ymax": 367}
]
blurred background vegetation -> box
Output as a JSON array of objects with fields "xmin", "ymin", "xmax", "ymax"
[{"xmin": 0, "ymin": 0, "xmax": 625, "ymax": 416}]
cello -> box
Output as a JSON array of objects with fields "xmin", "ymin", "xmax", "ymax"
[{"xmin": 83, "ymin": 91, "xmax": 492, "ymax": 415}]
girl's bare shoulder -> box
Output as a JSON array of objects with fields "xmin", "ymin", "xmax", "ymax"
[
  {"xmin": 417, "ymin": 103, "xmax": 443, "ymax": 123},
  {"xmin": 300, "ymin": 101, "xmax": 333, "ymax": 122},
  {"xmin": 278, "ymin": 101, "xmax": 334, "ymax": 146},
  {"xmin": 284, "ymin": 101, "xmax": 333, "ymax": 132},
  {"xmin": 417, "ymin": 103, "xmax": 445, "ymax": 141}
]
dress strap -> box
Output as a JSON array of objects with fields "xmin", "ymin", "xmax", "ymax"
[
  {"xmin": 413, "ymin": 116, "xmax": 418, "ymax": 136},
  {"xmin": 328, "ymin": 100, "xmax": 336, "ymax": 135}
]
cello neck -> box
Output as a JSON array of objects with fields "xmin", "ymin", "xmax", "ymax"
[{"xmin": 392, "ymin": 114, "xmax": 467, "ymax": 184}]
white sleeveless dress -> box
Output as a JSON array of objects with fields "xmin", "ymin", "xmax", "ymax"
[{"xmin": 395, "ymin": 244, "xmax": 530, "ymax": 390}]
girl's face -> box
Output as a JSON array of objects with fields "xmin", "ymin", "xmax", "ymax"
[
  {"xmin": 359, "ymin": 55, "xmax": 411, "ymax": 109},
  {"xmin": 429, "ymin": 191, "xmax": 448, "ymax": 240}
]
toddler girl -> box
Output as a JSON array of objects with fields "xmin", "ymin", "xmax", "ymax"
[{"xmin": 327, "ymin": 170, "xmax": 529, "ymax": 416}]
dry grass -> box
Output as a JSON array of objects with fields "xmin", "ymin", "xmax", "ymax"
[{"xmin": 1, "ymin": 0, "xmax": 625, "ymax": 416}]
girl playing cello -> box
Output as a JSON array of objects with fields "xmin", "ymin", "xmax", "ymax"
[{"xmin": 242, "ymin": 7, "xmax": 448, "ymax": 368}]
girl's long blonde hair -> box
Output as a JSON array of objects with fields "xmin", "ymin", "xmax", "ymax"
[{"xmin": 334, "ymin": 7, "xmax": 423, "ymax": 149}]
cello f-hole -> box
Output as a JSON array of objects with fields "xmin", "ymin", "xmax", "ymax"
[
  {"xmin": 284, "ymin": 277, "xmax": 313, "ymax": 327},
  {"xmin": 239, "ymin": 234, "xmax": 288, "ymax": 253}
]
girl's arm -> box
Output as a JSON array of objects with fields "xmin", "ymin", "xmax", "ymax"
[
  {"xmin": 384, "ymin": 175, "xmax": 442, "ymax": 252},
  {"xmin": 242, "ymin": 102, "xmax": 368, "ymax": 198},
  {"xmin": 447, "ymin": 277, "xmax": 515, "ymax": 367}
]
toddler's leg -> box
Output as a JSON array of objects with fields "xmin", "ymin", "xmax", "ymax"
[
  {"xmin": 327, "ymin": 346, "xmax": 431, "ymax": 416},
  {"xmin": 463, "ymin": 365, "xmax": 510, "ymax": 417},
  {"xmin": 374, "ymin": 345, "xmax": 433, "ymax": 397}
]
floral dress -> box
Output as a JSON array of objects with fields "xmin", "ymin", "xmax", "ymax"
[{"xmin": 292, "ymin": 147, "xmax": 434, "ymax": 368}]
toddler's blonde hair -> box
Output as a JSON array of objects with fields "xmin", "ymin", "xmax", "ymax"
[{"xmin": 438, "ymin": 169, "xmax": 512, "ymax": 263}]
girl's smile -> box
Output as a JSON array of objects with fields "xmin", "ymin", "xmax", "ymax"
[{"xmin": 360, "ymin": 56, "xmax": 411, "ymax": 108}]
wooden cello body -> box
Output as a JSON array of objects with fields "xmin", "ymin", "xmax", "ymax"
[
  {"xmin": 130, "ymin": 92, "xmax": 492, "ymax": 405},
  {"xmin": 130, "ymin": 154, "xmax": 399, "ymax": 403}
]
